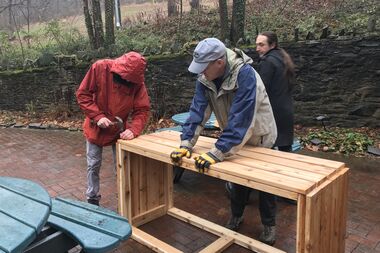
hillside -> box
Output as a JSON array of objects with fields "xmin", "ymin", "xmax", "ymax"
[{"xmin": 0, "ymin": 0, "xmax": 378, "ymax": 69}]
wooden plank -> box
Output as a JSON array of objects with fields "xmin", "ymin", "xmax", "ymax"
[
  {"xmin": 132, "ymin": 205, "xmax": 167, "ymax": 227},
  {"xmin": 129, "ymin": 155, "xmax": 169, "ymax": 224},
  {"xmin": 305, "ymin": 184, "xmax": 322, "ymax": 253},
  {"xmin": 304, "ymin": 168, "xmax": 349, "ymax": 253},
  {"xmin": 132, "ymin": 133, "xmax": 329, "ymax": 183},
  {"xmin": 323, "ymin": 168, "xmax": 349, "ymax": 253},
  {"xmin": 121, "ymin": 139, "xmax": 298, "ymax": 199},
  {"xmin": 132, "ymin": 227, "xmax": 183, "ymax": 253},
  {"xmin": 168, "ymin": 208, "xmax": 286, "ymax": 253},
  {"xmin": 126, "ymin": 153, "xmax": 133, "ymax": 222},
  {"xmin": 243, "ymin": 146, "xmax": 344, "ymax": 170},
  {"xmin": 296, "ymin": 194, "xmax": 306, "ymax": 253},
  {"xmin": 320, "ymin": 183, "xmax": 336, "ymax": 252},
  {"xmin": 205, "ymin": 167, "xmax": 299, "ymax": 200},
  {"xmin": 119, "ymin": 138, "xmax": 314, "ymax": 194},
  {"xmin": 117, "ymin": 132, "xmax": 348, "ymax": 253},
  {"xmin": 116, "ymin": 143, "xmax": 126, "ymax": 217},
  {"xmin": 130, "ymin": 153, "xmax": 141, "ymax": 219},
  {"xmin": 337, "ymin": 169, "xmax": 349, "ymax": 253},
  {"xmin": 148, "ymin": 130, "xmax": 345, "ymax": 169},
  {"xmin": 146, "ymin": 158, "xmax": 161, "ymax": 211},
  {"xmin": 116, "ymin": 146, "xmax": 131, "ymax": 221},
  {"xmin": 139, "ymin": 134, "xmax": 326, "ymax": 182},
  {"xmin": 165, "ymin": 164, "xmax": 174, "ymax": 210},
  {"xmin": 141, "ymin": 133, "xmax": 336, "ymax": 176},
  {"xmin": 138, "ymin": 154, "xmax": 148, "ymax": 214},
  {"xmin": 198, "ymin": 235, "xmax": 234, "ymax": 253}
]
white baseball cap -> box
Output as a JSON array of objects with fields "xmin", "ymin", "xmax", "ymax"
[{"xmin": 188, "ymin": 38, "xmax": 226, "ymax": 74}]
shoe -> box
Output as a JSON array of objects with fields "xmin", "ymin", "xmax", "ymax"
[
  {"xmin": 259, "ymin": 225, "xmax": 276, "ymax": 245},
  {"xmin": 225, "ymin": 216, "xmax": 243, "ymax": 231},
  {"xmin": 87, "ymin": 198, "xmax": 99, "ymax": 206}
]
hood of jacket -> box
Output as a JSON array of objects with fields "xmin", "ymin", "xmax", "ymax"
[{"xmin": 110, "ymin": 51, "xmax": 146, "ymax": 84}]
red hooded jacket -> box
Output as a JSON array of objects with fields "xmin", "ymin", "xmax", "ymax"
[{"xmin": 76, "ymin": 52, "xmax": 150, "ymax": 146}]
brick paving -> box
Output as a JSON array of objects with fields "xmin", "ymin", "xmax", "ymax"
[{"xmin": 0, "ymin": 128, "xmax": 379, "ymax": 253}]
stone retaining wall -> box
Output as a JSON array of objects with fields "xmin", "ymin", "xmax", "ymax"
[{"xmin": 0, "ymin": 36, "xmax": 379, "ymax": 127}]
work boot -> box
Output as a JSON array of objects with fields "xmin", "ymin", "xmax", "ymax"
[
  {"xmin": 87, "ymin": 198, "xmax": 99, "ymax": 206},
  {"xmin": 259, "ymin": 225, "xmax": 276, "ymax": 245},
  {"xmin": 225, "ymin": 216, "xmax": 243, "ymax": 231}
]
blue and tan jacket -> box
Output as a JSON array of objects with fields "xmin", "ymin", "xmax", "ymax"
[{"xmin": 181, "ymin": 48, "xmax": 277, "ymax": 161}]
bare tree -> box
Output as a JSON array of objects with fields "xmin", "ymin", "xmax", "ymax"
[
  {"xmin": 230, "ymin": 0, "xmax": 245, "ymax": 45},
  {"xmin": 105, "ymin": 0, "xmax": 115, "ymax": 46},
  {"xmin": 10, "ymin": 8, "xmax": 25, "ymax": 60},
  {"xmin": 168, "ymin": 0, "xmax": 178, "ymax": 17},
  {"xmin": 16, "ymin": 0, "xmax": 31, "ymax": 47},
  {"xmin": 189, "ymin": 0, "xmax": 199, "ymax": 13},
  {"xmin": 92, "ymin": 0, "xmax": 104, "ymax": 49},
  {"xmin": 8, "ymin": 0, "xmax": 13, "ymax": 32},
  {"xmin": 83, "ymin": 0, "xmax": 96, "ymax": 49},
  {"xmin": 218, "ymin": 0, "xmax": 228, "ymax": 41},
  {"xmin": 82, "ymin": 0, "xmax": 115, "ymax": 49}
]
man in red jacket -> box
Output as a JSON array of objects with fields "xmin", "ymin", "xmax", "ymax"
[{"xmin": 76, "ymin": 52, "xmax": 150, "ymax": 206}]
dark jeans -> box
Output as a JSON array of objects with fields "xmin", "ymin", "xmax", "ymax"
[
  {"xmin": 230, "ymin": 183, "xmax": 277, "ymax": 226},
  {"xmin": 229, "ymin": 145, "xmax": 292, "ymax": 226}
]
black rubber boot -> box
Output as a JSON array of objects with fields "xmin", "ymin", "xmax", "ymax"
[{"xmin": 225, "ymin": 216, "xmax": 243, "ymax": 231}]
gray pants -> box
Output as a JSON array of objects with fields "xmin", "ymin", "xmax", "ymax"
[{"xmin": 86, "ymin": 140, "xmax": 116, "ymax": 201}]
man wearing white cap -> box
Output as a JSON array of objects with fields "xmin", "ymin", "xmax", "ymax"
[{"xmin": 170, "ymin": 38, "xmax": 278, "ymax": 245}]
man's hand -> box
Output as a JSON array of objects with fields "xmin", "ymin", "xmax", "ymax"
[
  {"xmin": 97, "ymin": 117, "xmax": 112, "ymax": 128},
  {"xmin": 120, "ymin": 129, "xmax": 134, "ymax": 140},
  {"xmin": 170, "ymin": 147, "xmax": 192, "ymax": 166},
  {"xmin": 194, "ymin": 152, "xmax": 220, "ymax": 173}
]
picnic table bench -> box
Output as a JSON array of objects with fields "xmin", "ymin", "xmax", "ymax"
[
  {"xmin": 0, "ymin": 177, "xmax": 132, "ymax": 253},
  {"xmin": 0, "ymin": 177, "xmax": 51, "ymax": 253},
  {"xmin": 116, "ymin": 130, "xmax": 349, "ymax": 253}
]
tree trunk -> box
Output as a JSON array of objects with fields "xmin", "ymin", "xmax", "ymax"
[
  {"xmin": 83, "ymin": 0, "xmax": 96, "ymax": 49},
  {"xmin": 92, "ymin": 0, "xmax": 104, "ymax": 49},
  {"xmin": 189, "ymin": 0, "xmax": 199, "ymax": 12},
  {"xmin": 26, "ymin": 0, "xmax": 31, "ymax": 47},
  {"xmin": 168, "ymin": 0, "xmax": 178, "ymax": 17},
  {"xmin": 230, "ymin": 0, "xmax": 245, "ymax": 45},
  {"xmin": 8, "ymin": 0, "xmax": 14, "ymax": 33},
  {"xmin": 218, "ymin": 0, "xmax": 228, "ymax": 42},
  {"xmin": 105, "ymin": 0, "xmax": 115, "ymax": 47}
]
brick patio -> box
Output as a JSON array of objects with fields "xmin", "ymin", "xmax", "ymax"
[{"xmin": 0, "ymin": 128, "xmax": 379, "ymax": 253}]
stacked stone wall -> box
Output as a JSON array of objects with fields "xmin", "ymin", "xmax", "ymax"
[{"xmin": 0, "ymin": 36, "xmax": 379, "ymax": 127}]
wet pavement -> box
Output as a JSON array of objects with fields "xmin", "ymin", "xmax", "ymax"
[{"xmin": 0, "ymin": 128, "xmax": 379, "ymax": 253}]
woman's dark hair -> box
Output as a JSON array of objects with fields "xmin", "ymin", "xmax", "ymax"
[{"xmin": 260, "ymin": 31, "xmax": 295, "ymax": 88}]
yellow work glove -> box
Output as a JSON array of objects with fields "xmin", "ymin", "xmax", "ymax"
[
  {"xmin": 194, "ymin": 152, "xmax": 220, "ymax": 173},
  {"xmin": 170, "ymin": 146, "xmax": 192, "ymax": 166}
]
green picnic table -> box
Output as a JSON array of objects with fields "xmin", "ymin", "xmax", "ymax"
[
  {"xmin": 0, "ymin": 177, "xmax": 132, "ymax": 253},
  {"xmin": 171, "ymin": 112, "xmax": 219, "ymax": 129},
  {"xmin": 0, "ymin": 177, "xmax": 51, "ymax": 253}
]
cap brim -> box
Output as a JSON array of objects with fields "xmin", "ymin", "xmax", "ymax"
[{"xmin": 188, "ymin": 60, "xmax": 209, "ymax": 74}]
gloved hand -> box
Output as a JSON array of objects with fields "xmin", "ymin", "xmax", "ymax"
[
  {"xmin": 194, "ymin": 152, "xmax": 220, "ymax": 173},
  {"xmin": 170, "ymin": 147, "xmax": 192, "ymax": 166}
]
